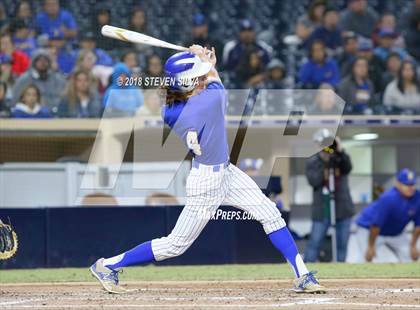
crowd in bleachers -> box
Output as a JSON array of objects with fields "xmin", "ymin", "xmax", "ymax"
[{"xmin": 0, "ymin": 0, "xmax": 419, "ymax": 118}]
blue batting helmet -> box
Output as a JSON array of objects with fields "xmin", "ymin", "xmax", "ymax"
[{"xmin": 164, "ymin": 52, "xmax": 212, "ymax": 92}]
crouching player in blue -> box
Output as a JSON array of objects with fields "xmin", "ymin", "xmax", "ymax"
[
  {"xmin": 90, "ymin": 45, "xmax": 325, "ymax": 294},
  {"xmin": 355, "ymin": 169, "xmax": 420, "ymax": 263}
]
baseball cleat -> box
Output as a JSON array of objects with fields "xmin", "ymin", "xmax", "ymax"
[
  {"xmin": 293, "ymin": 271, "xmax": 326, "ymax": 294},
  {"xmin": 90, "ymin": 258, "xmax": 128, "ymax": 294}
]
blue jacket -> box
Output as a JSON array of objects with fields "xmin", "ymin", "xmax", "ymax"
[
  {"xmin": 102, "ymin": 63, "xmax": 143, "ymax": 115},
  {"xmin": 11, "ymin": 103, "xmax": 53, "ymax": 118},
  {"xmin": 35, "ymin": 10, "xmax": 77, "ymax": 35},
  {"xmin": 298, "ymin": 58, "xmax": 340, "ymax": 88},
  {"xmin": 57, "ymin": 47, "xmax": 77, "ymax": 76}
]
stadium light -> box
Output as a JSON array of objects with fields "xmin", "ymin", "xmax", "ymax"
[{"xmin": 352, "ymin": 133, "xmax": 379, "ymax": 141}]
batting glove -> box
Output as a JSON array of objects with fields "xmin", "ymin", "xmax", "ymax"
[{"xmin": 186, "ymin": 131, "xmax": 202, "ymax": 156}]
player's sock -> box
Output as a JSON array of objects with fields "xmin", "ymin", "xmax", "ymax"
[
  {"xmin": 268, "ymin": 227, "xmax": 309, "ymax": 278},
  {"xmin": 102, "ymin": 241, "xmax": 155, "ymax": 270}
]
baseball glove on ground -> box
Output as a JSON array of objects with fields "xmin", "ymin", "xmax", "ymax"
[{"xmin": 0, "ymin": 219, "xmax": 18, "ymax": 260}]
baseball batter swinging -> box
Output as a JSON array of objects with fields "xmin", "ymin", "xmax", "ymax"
[{"xmin": 90, "ymin": 45, "xmax": 325, "ymax": 294}]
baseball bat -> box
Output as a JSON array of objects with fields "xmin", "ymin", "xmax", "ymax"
[{"xmin": 101, "ymin": 25, "xmax": 188, "ymax": 52}]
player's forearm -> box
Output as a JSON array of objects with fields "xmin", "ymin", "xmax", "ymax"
[
  {"xmin": 411, "ymin": 227, "xmax": 420, "ymax": 247},
  {"xmin": 368, "ymin": 226, "xmax": 380, "ymax": 247}
]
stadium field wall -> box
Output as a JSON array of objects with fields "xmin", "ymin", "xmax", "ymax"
[{"xmin": 0, "ymin": 206, "xmax": 288, "ymax": 269}]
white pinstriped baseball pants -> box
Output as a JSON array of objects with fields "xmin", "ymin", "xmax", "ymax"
[{"xmin": 151, "ymin": 162, "xmax": 286, "ymax": 261}]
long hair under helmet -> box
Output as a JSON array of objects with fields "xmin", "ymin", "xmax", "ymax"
[{"xmin": 164, "ymin": 51, "xmax": 212, "ymax": 92}]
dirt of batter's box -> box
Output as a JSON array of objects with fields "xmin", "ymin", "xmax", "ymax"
[{"xmin": 0, "ymin": 279, "xmax": 419, "ymax": 310}]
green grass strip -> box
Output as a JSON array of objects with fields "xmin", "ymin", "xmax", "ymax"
[{"xmin": 1, "ymin": 263, "xmax": 419, "ymax": 283}]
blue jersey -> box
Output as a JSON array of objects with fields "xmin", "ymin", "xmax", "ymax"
[
  {"xmin": 35, "ymin": 10, "xmax": 78, "ymax": 35},
  {"xmin": 162, "ymin": 81, "xmax": 229, "ymax": 165},
  {"xmin": 298, "ymin": 58, "xmax": 340, "ymax": 88},
  {"xmin": 356, "ymin": 187, "xmax": 420, "ymax": 236}
]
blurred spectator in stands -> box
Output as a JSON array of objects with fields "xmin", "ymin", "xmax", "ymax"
[
  {"xmin": 137, "ymin": 89, "xmax": 162, "ymax": 116},
  {"xmin": 354, "ymin": 168, "xmax": 419, "ymax": 263},
  {"xmin": 339, "ymin": 0, "xmax": 378, "ymax": 38},
  {"xmin": 0, "ymin": 54, "xmax": 15, "ymax": 99},
  {"xmin": 239, "ymin": 158, "xmax": 264, "ymax": 177},
  {"xmin": 296, "ymin": 0, "xmax": 326, "ymax": 42},
  {"xmin": 145, "ymin": 192, "xmax": 179, "ymax": 206},
  {"xmin": 0, "ymin": 33, "xmax": 30, "ymax": 77},
  {"xmin": 122, "ymin": 49, "xmax": 141, "ymax": 80},
  {"xmin": 223, "ymin": 19, "xmax": 272, "ymax": 70},
  {"xmin": 338, "ymin": 57, "xmax": 376, "ymax": 114},
  {"xmin": 16, "ymin": 1, "xmax": 33, "ymax": 21},
  {"xmin": 263, "ymin": 59, "xmax": 288, "ymax": 89},
  {"xmin": 305, "ymin": 7, "xmax": 342, "ymax": 52},
  {"xmin": 336, "ymin": 32, "xmax": 358, "ymax": 76},
  {"xmin": 184, "ymin": 13, "xmax": 224, "ymax": 62},
  {"xmin": 47, "ymin": 29, "xmax": 76, "ymax": 76},
  {"xmin": 121, "ymin": 50, "xmax": 138, "ymax": 73},
  {"xmin": 35, "ymin": 0, "xmax": 77, "ymax": 40},
  {"xmin": 298, "ymin": 40, "xmax": 340, "ymax": 88},
  {"xmin": 75, "ymin": 49, "xmax": 112, "ymax": 94},
  {"xmin": 373, "ymin": 28, "xmax": 408, "ymax": 63},
  {"xmin": 404, "ymin": 12, "xmax": 420, "ymax": 62},
  {"xmin": 11, "ymin": 84, "xmax": 52, "ymax": 118},
  {"xmin": 146, "ymin": 54, "xmax": 163, "ymax": 78},
  {"xmin": 383, "ymin": 60, "xmax": 420, "ymax": 113},
  {"xmin": 126, "ymin": 7, "xmax": 153, "ymax": 62},
  {"xmin": 11, "ymin": 19, "xmax": 36, "ymax": 57},
  {"xmin": 372, "ymin": 13, "xmax": 404, "ymax": 48},
  {"xmin": 58, "ymin": 70, "xmax": 101, "ymax": 118},
  {"xmin": 0, "ymin": 3, "xmax": 9, "ymax": 33},
  {"xmin": 310, "ymin": 83, "xmax": 341, "ymax": 114},
  {"xmin": 356, "ymin": 39, "xmax": 384, "ymax": 92},
  {"xmin": 128, "ymin": 6, "xmax": 147, "ymax": 34},
  {"xmin": 79, "ymin": 32, "xmax": 113, "ymax": 67},
  {"xmin": 381, "ymin": 52, "xmax": 402, "ymax": 90},
  {"xmin": 235, "ymin": 48, "xmax": 266, "ymax": 88},
  {"xmin": 81, "ymin": 193, "xmax": 118, "ymax": 206},
  {"xmin": 102, "ymin": 63, "xmax": 144, "ymax": 117},
  {"xmin": 91, "ymin": 6, "xmax": 113, "ymax": 51},
  {"xmin": 399, "ymin": 0, "xmax": 420, "ymax": 32},
  {"xmin": 141, "ymin": 54, "xmax": 164, "ymax": 90},
  {"xmin": 305, "ymin": 134, "xmax": 354, "ymax": 262},
  {"xmin": 13, "ymin": 49, "xmax": 66, "ymax": 110},
  {"xmin": 15, "ymin": 1, "xmax": 35, "ymax": 38},
  {"xmin": 0, "ymin": 81, "xmax": 10, "ymax": 117}
]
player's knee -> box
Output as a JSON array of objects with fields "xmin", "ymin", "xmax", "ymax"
[
  {"xmin": 165, "ymin": 235, "xmax": 192, "ymax": 258},
  {"xmin": 167, "ymin": 245, "xmax": 188, "ymax": 257},
  {"xmin": 258, "ymin": 200, "xmax": 286, "ymax": 234}
]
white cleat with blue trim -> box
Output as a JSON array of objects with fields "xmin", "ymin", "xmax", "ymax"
[
  {"xmin": 293, "ymin": 271, "xmax": 326, "ymax": 294},
  {"xmin": 90, "ymin": 258, "xmax": 128, "ymax": 294}
]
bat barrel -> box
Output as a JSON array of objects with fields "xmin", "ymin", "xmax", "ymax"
[{"xmin": 101, "ymin": 25, "xmax": 188, "ymax": 52}]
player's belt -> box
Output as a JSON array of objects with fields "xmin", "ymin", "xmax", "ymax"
[{"xmin": 192, "ymin": 160, "xmax": 229, "ymax": 172}]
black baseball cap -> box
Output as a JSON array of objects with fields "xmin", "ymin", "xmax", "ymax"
[{"xmin": 240, "ymin": 19, "xmax": 255, "ymax": 31}]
